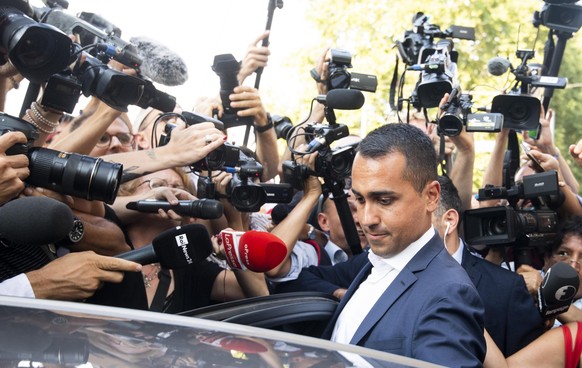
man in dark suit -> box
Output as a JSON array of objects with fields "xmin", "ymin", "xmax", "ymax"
[
  {"xmin": 318, "ymin": 123, "xmax": 485, "ymax": 367},
  {"xmin": 433, "ymin": 175, "xmax": 544, "ymax": 356}
]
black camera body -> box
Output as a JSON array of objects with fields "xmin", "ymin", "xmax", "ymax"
[
  {"xmin": 413, "ymin": 40, "xmax": 456, "ymax": 109},
  {"xmin": 0, "ymin": 113, "xmax": 122, "ymax": 204},
  {"xmin": 437, "ymin": 88, "xmax": 504, "ymax": 136},
  {"xmin": 326, "ymin": 49, "xmax": 377, "ymax": 93},
  {"xmin": 211, "ymin": 54, "xmax": 254, "ymax": 129},
  {"xmin": 272, "ymin": 114, "xmax": 293, "ymax": 141},
  {"xmin": 0, "ymin": 6, "xmax": 74, "ymax": 84},
  {"xmin": 534, "ymin": 1, "xmax": 582, "ymax": 33},
  {"xmin": 197, "ymin": 156, "xmax": 293, "ymax": 212},
  {"xmin": 464, "ymin": 171, "xmax": 561, "ymax": 249}
]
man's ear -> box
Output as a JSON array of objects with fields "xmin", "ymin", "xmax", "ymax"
[
  {"xmin": 134, "ymin": 131, "xmax": 150, "ymax": 150},
  {"xmin": 443, "ymin": 209, "xmax": 459, "ymax": 233},
  {"xmin": 318, "ymin": 213, "xmax": 331, "ymax": 232}
]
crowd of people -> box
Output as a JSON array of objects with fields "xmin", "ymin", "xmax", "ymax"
[{"xmin": 3, "ymin": 1, "xmax": 582, "ymax": 367}]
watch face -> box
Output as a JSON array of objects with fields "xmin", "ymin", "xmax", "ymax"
[{"xmin": 70, "ymin": 219, "xmax": 84, "ymax": 243}]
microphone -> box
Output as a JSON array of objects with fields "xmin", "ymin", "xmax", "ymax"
[
  {"xmin": 130, "ymin": 36, "xmax": 189, "ymax": 86},
  {"xmin": 220, "ymin": 230, "xmax": 287, "ymax": 272},
  {"xmin": 116, "ymin": 223, "xmax": 212, "ymax": 268},
  {"xmin": 538, "ymin": 262, "xmax": 580, "ymax": 319},
  {"xmin": 487, "ymin": 56, "xmax": 512, "ymax": 76},
  {"xmin": 315, "ymin": 89, "xmax": 365, "ymax": 110},
  {"xmin": 126, "ymin": 199, "xmax": 224, "ymax": 219},
  {"xmin": 0, "ymin": 197, "xmax": 74, "ymax": 246}
]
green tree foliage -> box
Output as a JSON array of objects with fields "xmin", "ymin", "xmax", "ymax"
[{"xmin": 271, "ymin": 0, "xmax": 582, "ymax": 190}]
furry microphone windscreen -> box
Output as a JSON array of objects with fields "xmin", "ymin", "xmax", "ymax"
[{"xmin": 130, "ymin": 36, "xmax": 189, "ymax": 86}]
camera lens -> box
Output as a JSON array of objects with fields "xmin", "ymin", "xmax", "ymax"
[
  {"xmin": 230, "ymin": 184, "xmax": 266, "ymax": 212},
  {"xmin": 0, "ymin": 7, "xmax": 72, "ymax": 83},
  {"xmin": 486, "ymin": 216, "xmax": 507, "ymax": 236},
  {"xmin": 26, "ymin": 148, "xmax": 123, "ymax": 204},
  {"xmin": 328, "ymin": 69, "xmax": 351, "ymax": 90}
]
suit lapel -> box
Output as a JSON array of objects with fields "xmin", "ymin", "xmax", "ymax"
[
  {"xmin": 461, "ymin": 245, "xmax": 482, "ymax": 288},
  {"xmin": 349, "ymin": 268, "xmax": 417, "ymax": 344},
  {"xmin": 322, "ymin": 261, "xmax": 373, "ymax": 339},
  {"xmin": 348, "ymin": 233, "xmax": 445, "ymax": 345}
]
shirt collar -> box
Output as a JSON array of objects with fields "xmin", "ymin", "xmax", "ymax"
[
  {"xmin": 451, "ymin": 238, "xmax": 464, "ymax": 265},
  {"xmin": 324, "ymin": 240, "xmax": 349, "ymax": 264},
  {"xmin": 369, "ymin": 227, "xmax": 436, "ymax": 271}
]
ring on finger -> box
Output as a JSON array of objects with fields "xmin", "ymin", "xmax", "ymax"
[{"xmin": 204, "ymin": 134, "xmax": 212, "ymax": 144}]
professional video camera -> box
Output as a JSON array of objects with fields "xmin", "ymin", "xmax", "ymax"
[
  {"xmin": 490, "ymin": 49, "xmax": 566, "ymax": 132},
  {"xmin": 393, "ymin": 12, "xmax": 475, "ymax": 111},
  {"xmin": 533, "ymin": 0, "xmax": 582, "ymax": 34},
  {"xmin": 196, "ymin": 151, "xmax": 293, "ymax": 213},
  {"xmin": 437, "ymin": 87, "xmax": 504, "ymax": 136},
  {"xmin": 464, "ymin": 169, "xmax": 562, "ymax": 267},
  {"xmin": 321, "ymin": 48, "xmax": 378, "ymax": 93},
  {"xmin": 211, "ymin": 54, "xmax": 254, "ymax": 129},
  {"xmin": 29, "ymin": 2, "xmax": 176, "ymax": 113},
  {"xmin": 0, "ymin": 113, "xmax": 122, "ymax": 204},
  {"xmin": 282, "ymin": 122, "xmax": 355, "ymax": 190},
  {"xmin": 0, "ymin": 5, "xmax": 74, "ymax": 84}
]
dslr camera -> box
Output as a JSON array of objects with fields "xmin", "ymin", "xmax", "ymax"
[
  {"xmin": 323, "ymin": 48, "xmax": 378, "ymax": 93},
  {"xmin": 0, "ymin": 113, "xmax": 122, "ymax": 204},
  {"xmin": 211, "ymin": 54, "xmax": 254, "ymax": 129}
]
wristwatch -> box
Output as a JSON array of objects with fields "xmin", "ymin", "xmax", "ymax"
[
  {"xmin": 56, "ymin": 217, "xmax": 85, "ymax": 247},
  {"xmin": 307, "ymin": 224, "xmax": 316, "ymax": 240}
]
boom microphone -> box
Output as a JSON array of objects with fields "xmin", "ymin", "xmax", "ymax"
[
  {"xmin": 538, "ymin": 262, "xmax": 580, "ymax": 319},
  {"xmin": 126, "ymin": 199, "xmax": 224, "ymax": 219},
  {"xmin": 315, "ymin": 89, "xmax": 365, "ymax": 110},
  {"xmin": 0, "ymin": 197, "xmax": 74, "ymax": 246},
  {"xmin": 487, "ymin": 56, "xmax": 512, "ymax": 76},
  {"xmin": 116, "ymin": 223, "xmax": 212, "ymax": 268},
  {"xmin": 220, "ymin": 230, "xmax": 287, "ymax": 272},
  {"xmin": 130, "ymin": 36, "xmax": 189, "ymax": 86}
]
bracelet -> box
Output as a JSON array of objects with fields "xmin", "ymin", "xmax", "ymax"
[
  {"xmin": 254, "ymin": 113, "xmax": 274, "ymax": 133},
  {"xmin": 31, "ymin": 102, "xmax": 61, "ymax": 128},
  {"xmin": 24, "ymin": 110, "xmax": 55, "ymax": 134}
]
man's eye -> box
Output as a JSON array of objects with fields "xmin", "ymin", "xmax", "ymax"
[{"xmin": 378, "ymin": 198, "xmax": 392, "ymax": 205}]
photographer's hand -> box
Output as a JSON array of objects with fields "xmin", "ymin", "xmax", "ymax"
[
  {"xmin": 0, "ymin": 131, "xmax": 29, "ymax": 205},
  {"xmin": 193, "ymin": 95, "xmax": 224, "ymax": 118},
  {"xmin": 238, "ymin": 31, "xmax": 271, "ymax": 85},
  {"xmin": 159, "ymin": 121, "xmax": 226, "ymax": 167}
]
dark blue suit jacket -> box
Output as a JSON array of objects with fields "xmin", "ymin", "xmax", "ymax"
[
  {"xmin": 277, "ymin": 239, "xmax": 545, "ymax": 358},
  {"xmin": 307, "ymin": 232, "xmax": 486, "ymax": 367},
  {"xmin": 460, "ymin": 244, "xmax": 544, "ymax": 356}
]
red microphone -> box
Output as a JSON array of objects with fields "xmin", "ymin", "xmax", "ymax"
[{"xmin": 219, "ymin": 230, "xmax": 287, "ymax": 272}]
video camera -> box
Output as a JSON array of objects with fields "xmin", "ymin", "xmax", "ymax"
[
  {"xmin": 464, "ymin": 170, "xmax": 562, "ymax": 266},
  {"xmin": 394, "ymin": 12, "xmax": 474, "ymax": 110},
  {"xmin": 0, "ymin": 5, "xmax": 74, "ymax": 84},
  {"xmin": 437, "ymin": 87, "xmax": 504, "ymax": 136},
  {"xmin": 196, "ymin": 151, "xmax": 293, "ymax": 213},
  {"xmin": 323, "ymin": 48, "xmax": 378, "ymax": 93},
  {"xmin": 490, "ymin": 49, "xmax": 566, "ymax": 132},
  {"xmin": 533, "ymin": 0, "xmax": 582, "ymax": 34},
  {"xmin": 0, "ymin": 113, "xmax": 122, "ymax": 204},
  {"xmin": 282, "ymin": 122, "xmax": 355, "ymax": 190}
]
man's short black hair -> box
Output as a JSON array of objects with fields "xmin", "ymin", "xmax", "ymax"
[
  {"xmin": 357, "ymin": 123, "xmax": 437, "ymax": 193},
  {"xmin": 435, "ymin": 175, "xmax": 463, "ymax": 220},
  {"xmin": 548, "ymin": 216, "xmax": 582, "ymax": 257}
]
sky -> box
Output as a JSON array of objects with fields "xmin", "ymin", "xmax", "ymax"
[{"xmin": 5, "ymin": 0, "xmax": 319, "ymax": 122}]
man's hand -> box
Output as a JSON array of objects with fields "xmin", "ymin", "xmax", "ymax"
[
  {"xmin": 26, "ymin": 251, "xmax": 142, "ymax": 301},
  {"xmin": 516, "ymin": 264, "xmax": 543, "ymax": 296},
  {"xmin": 0, "ymin": 131, "xmax": 30, "ymax": 205},
  {"xmin": 159, "ymin": 121, "xmax": 226, "ymax": 167},
  {"xmin": 238, "ymin": 31, "xmax": 271, "ymax": 84},
  {"xmin": 229, "ymin": 86, "xmax": 268, "ymax": 127}
]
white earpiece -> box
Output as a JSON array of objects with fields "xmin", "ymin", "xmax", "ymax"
[{"xmin": 443, "ymin": 221, "xmax": 451, "ymax": 252}]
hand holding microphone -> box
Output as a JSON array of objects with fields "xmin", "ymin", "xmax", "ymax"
[
  {"xmin": 538, "ymin": 262, "xmax": 580, "ymax": 319},
  {"xmin": 219, "ymin": 230, "xmax": 287, "ymax": 272}
]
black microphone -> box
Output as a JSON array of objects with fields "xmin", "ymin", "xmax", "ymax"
[
  {"xmin": 130, "ymin": 36, "xmax": 189, "ymax": 86},
  {"xmin": 126, "ymin": 199, "xmax": 224, "ymax": 219},
  {"xmin": 0, "ymin": 196, "xmax": 74, "ymax": 246},
  {"xmin": 487, "ymin": 56, "xmax": 512, "ymax": 76},
  {"xmin": 116, "ymin": 223, "xmax": 212, "ymax": 268},
  {"xmin": 538, "ymin": 262, "xmax": 580, "ymax": 319},
  {"xmin": 315, "ymin": 89, "xmax": 365, "ymax": 110}
]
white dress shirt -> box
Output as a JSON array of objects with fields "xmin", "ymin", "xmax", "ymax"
[
  {"xmin": 324, "ymin": 240, "xmax": 349, "ymax": 265},
  {"xmin": 331, "ymin": 227, "xmax": 435, "ymax": 344},
  {"xmin": 0, "ymin": 273, "xmax": 35, "ymax": 298}
]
